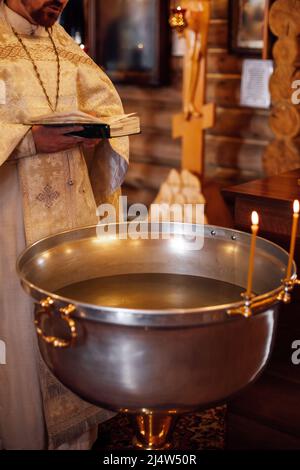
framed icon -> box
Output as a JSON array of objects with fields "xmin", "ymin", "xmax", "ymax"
[
  {"xmin": 95, "ymin": 0, "xmax": 171, "ymax": 86},
  {"xmin": 229, "ymin": 0, "xmax": 268, "ymax": 56}
]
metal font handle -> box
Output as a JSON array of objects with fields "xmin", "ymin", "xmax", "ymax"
[{"xmin": 34, "ymin": 297, "xmax": 77, "ymax": 348}]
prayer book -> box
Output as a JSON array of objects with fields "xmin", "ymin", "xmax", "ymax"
[{"xmin": 28, "ymin": 111, "xmax": 140, "ymax": 139}]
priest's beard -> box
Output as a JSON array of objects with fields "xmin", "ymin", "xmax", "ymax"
[{"xmin": 21, "ymin": 0, "xmax": 64, "ymax": 28}]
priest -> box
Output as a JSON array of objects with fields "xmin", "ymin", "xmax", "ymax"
[{"xmin": 0, "ymin": 0, "xmax": 129, "ymax": 450}]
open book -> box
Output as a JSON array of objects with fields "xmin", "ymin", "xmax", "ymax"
[{"xmin": 28, "ymin": 111, "xmax": 140, "ymax": 139}]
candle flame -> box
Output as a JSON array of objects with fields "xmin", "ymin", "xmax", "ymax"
[
  {"xmin": 251, "ymin": 211, "xmax": 259, "ymax": 226},
  {"xmin": 293, "ymin": 200, "xmax": 300, "ymax": 214}
]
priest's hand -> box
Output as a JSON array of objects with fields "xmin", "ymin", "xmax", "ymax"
[{"xmin": 32, "ymin": 125, "xmax": 101, "ymax": 153}]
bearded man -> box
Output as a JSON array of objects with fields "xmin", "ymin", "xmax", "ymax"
[{"xmin": 0, "ymin": 0, "xmax": 129, "ymax": 450}]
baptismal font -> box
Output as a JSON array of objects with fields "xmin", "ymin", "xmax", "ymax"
[{"xmin": 17, "ymin": 207, "xmax": 300, "ymax": 449}]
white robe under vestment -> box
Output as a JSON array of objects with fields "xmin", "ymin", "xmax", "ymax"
[{"xmin": 0, "ymin": 2, "xmax": 129, "ymax": 450}]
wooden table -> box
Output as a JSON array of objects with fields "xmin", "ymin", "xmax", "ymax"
[
  {"xmin": 223, "ymin": 169, "xmax": 300, "ymax": 248},
  {"xmin": 222, "ymin": 169, "xmax": 300, "ymax": 450}
]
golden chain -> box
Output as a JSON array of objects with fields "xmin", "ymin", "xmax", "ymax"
[{"xmin": 11, "ymin": 26, "xmax": 60, "ymax": 112}]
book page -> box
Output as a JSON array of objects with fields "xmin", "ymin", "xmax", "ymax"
[{"xmin": 28, "ymin": 111, "xmax": 137, "ymax": 125}]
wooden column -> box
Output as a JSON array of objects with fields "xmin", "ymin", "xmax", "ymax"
[{"xmin": 264, "ymin": 0, "xmax": 300, "ymax": 175}]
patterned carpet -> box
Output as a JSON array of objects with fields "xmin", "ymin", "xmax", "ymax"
[{"xmin": 94, "ymin": 407, "xmax": 226, "ymax": 450}]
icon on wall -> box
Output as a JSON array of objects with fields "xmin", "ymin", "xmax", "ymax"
[
  {"xmin": 95, "ymin": 0, "xmax": 171, "ymax": 86},
  {"xmin": 229, "ymin": 0, "xmax": 268, "ymax": 56}
]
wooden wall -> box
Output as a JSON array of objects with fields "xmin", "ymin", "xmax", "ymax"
[{"xmin": 115, "ymin": 0, "xmax": 272, "ymax": 206}]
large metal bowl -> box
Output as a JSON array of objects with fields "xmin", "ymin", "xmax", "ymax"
[{"xmin": 17, "ymin": 223, "xmax": 293, "ymax": 413}]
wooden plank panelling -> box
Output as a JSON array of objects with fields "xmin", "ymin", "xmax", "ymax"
[
  {"xmin": 228, "ymin": 374, "xmax": 300, "ymax": 438},
  {"xmin": 173, "ymin": 51, "xmax": 243, "ymax": 76},
  {"xmin": 207, "ymin": 50, "xmax": 243, "ymax": 74},
  {"xmin": 128, "ymin": 133, "xmax": 264, "ymax": 176},
  {"xmin": 208, "ymin": 20, "xmax": 228, "ymax": 48},
  {"xmin": 211, "ymin": 0, "xmax": 228, "ymax": 19},
  {"xmin": 227, "ymin": 413, "xmax": 300, "ymax": 450},
  {"xmin": 125, "ymin": 161, "xmax": 174, "ymax": 191},
  {"xmin": 207, "ymin": 76, "xmax": 241, "ymax": 106},
  {"xmin": 129, "ymin": 133, "xmax": 181, "ymax": 166},
  {"xmin": 118, "ymin": 85, "xmax": 181, "ymax": 106},
  {"xmin": 205, "ymin": 136, "xmax": 265, "ymax": 174},
  {"xmin": 124, "ymin": 100, "xmax": 271, "ymax": 142},
  {"xmin": 208, "ymin": 108, "xmax": 272, "ymax": 141}
]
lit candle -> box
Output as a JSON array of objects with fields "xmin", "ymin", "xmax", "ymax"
[
  {"xmin": 246, "ymin": 211, "xmax": 259, "ymax": 297},
  {"xmin": 286, "ymin": 200, "xmax": 300, "ymax": 279}
]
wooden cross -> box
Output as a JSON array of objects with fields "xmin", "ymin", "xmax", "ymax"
[{"xmin": 172, "ymin": 0, "xmax": 215, "ymax": 177}]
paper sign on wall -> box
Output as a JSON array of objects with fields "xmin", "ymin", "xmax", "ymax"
[{"xmin": 240, "ymin": 59, "xmax": 273, "ymax": 109}]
